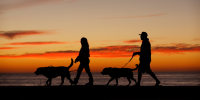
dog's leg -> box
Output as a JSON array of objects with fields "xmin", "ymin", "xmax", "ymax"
[
  {"xmin": 66, "ymin": 74, "xmax": 73, "ymax": 85},
  {"xmin": 66, "ymin": 77, "xmax": 73, "ymax": 85},
  {"xmin": 46, "ymin": 78, "xmax": 52, "ymax": 86},
  {"xmin": 115, "ymin": 78, "xmax": 118, "ymax": 86},
  {"xmin": 107, "ymin": 77, "xmax": 114, "ymax": 86},
  {"xmin": 49, "ymin": 78, "xmax": 52, "ymax": 86},
  {"xmin": 46, "ymin": 79, "xmax": 49, "ymax": 86},
  {"xmin": 131, "ymin": 77, "xmax": 137, "ymax": 85},
  {"xmin": 127, "ymin": 77, "xmax": 131, "ymax": 86},
  {"xmin": 60, "ymin": 76, "xmax": 64, "ymax": 86}
]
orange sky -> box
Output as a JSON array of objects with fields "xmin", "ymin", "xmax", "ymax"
[{"xmin": 0, "ymin": 0, "xmax": 200, "ymax": 73}]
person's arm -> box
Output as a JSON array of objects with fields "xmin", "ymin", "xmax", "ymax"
[
  {"xmin": 75, "ymin": 48, "xmax": 83, "ymax": 63},
  {"xmin": 75, "ymin": 50, "xmax": 81, "ymax": 63},
  {"xmin": 75, "ymin": 56, "xmax": 80, "ymax": 63}
]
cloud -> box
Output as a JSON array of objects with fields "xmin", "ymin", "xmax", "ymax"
[
  {"xmin": 0, "ymin": 43, "xmax": 200, "ymax": 58},
  {"xmin": 124, "ymin": 39, "xmax": 141, "ymax": 43},
  {"xmin": 91, "ymin": 45, "xmax": 139, "ymax": 52},
  {"xmin": 6, "ymin": 41, "xmax": 67, "ymax": 45},
  {"xmin": 152, "ymin": 43, "xmax": 200, "ymax": 53},
  {"xmin": 0, "ymin": 47, "xmax": 19, "ymax": 50},
  {"xmin": 0, "ymin": 45, "xmax": 140, "ymax": 58},
  {"xmin": 193, "ymin": 38, "xmax": 200, "ymax": 42},
  {"xmin": 90, "ymin": 45, "xmax": 140, "ymax": 57},
  {"xmin": 104, "ymin": 13, "xmax": 167, "ymax": 19},
  {"xmin": 0, "ymin": 50, "xmax": 79, "ymax": 58},
  {"xmin": 0, "ymin": 0, "xmax": 78, "ymax": 11},
  {"xmin": 0, "ymin": 30, "xmax": 46, "ymax": 39}
]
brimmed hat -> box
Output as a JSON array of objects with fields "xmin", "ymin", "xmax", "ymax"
[{"xmin": 139, "ymin": 32, "xmax": 148, "ymax": 36}]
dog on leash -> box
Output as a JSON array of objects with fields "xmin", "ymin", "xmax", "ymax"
[
  {"xmin": 35, "ymin": 58, "xmax": 74, "ymax": 86},
  {"xmin": 101, "ymin": 64, "xmax": 139, "ymax": 86}
]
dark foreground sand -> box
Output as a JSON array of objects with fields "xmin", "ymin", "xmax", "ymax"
[{"xmin": 0, "ymin": 86, "xmax": 199, "ymax": 100}]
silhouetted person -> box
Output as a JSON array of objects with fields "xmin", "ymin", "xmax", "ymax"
[
  {"xmin": 73, "ymin": 37, "xmax": 93, "ymax": 85},
  {"xmin": 132, "ymin": 32, "xmax": 160, "ymax": 86}
]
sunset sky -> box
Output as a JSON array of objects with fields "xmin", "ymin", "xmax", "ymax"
[{"xmin": 0, "ymin": 0, "xmax": 200, "ymax": 73}]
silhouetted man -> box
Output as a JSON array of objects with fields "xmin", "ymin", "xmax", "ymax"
[
  {"xmin": 73, "ymin": 37, "xmax": 93, "ymax": 85},
  {"xmin": 132, "ymin": 32, "xmax": 160, "ymax": 86}
]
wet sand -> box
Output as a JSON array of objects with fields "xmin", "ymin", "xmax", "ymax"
[{"xmin": 0, "ymin": 86, "xmax": 199, "ymax": 100}]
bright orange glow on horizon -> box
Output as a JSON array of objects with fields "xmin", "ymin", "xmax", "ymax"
[{"xmin": 0, "ymin": 51, "xmax": 200, "ymax": 73}]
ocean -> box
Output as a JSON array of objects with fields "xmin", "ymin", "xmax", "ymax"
[{"xmin": 0, "ymin": 72, "xmax": 200, "ymax": 86}]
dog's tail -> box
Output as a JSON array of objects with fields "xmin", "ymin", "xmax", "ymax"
[
  {"xmin": 132, "ymin": 64, "xmax": 139, "ymax": 71},
  {"xmin": 67, "ymin": 58, "xmax": 73, "ymax": 69}
]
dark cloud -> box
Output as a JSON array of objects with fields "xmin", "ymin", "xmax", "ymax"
[
  {"xmin": 123, "ymin": 39, "xmax": 141, "ymax": 43},
  {"xmin": 91, "ymin": 45, "xmax": 140, "ymax": 52},
  {"xmin": 103, "ymin": 13, "xmax": 167, "ymax": 19},
  {"xmin": 152, "ymin": 43, "xmax": 200, "ymax": 53},
  {"xmin": 6, "ymin": 41, "xmax": 67, "ymax": 45},
  {"xmin": 0, "ymin": 0, "xmax": 78, "ymax": 11},
  {"xmin": 45, "ymin": 50, "xmax": 78, "ymax": 53},
  {"xmin": 0, "ymin": 30, "xmax": 46, "ymax": 39}
]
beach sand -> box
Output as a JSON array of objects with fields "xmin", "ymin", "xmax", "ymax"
[{"xmin": 0, "ymin": 86, "xmax": 199, "ymax": 100}]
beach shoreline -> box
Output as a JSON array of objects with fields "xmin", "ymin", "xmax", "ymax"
[{"xmin": 0, "ymin": 86, "xmax": 199, "ymax": 100}]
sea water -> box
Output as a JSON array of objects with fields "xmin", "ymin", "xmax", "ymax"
[{"xmin": 0, "ymin": 72, "xmax": 200, "ymax": 86}]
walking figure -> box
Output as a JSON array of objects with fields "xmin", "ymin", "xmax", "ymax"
[
  {"xmin": 73, "ymin": 37, "xmax": 93, "ymax": 85},
  {"xmin": 132, "ymin": 32, "xmax": 160, "ymax": 86}
]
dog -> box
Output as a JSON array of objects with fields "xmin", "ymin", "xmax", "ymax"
[
  {"xmin": 101, "ymin": 64, "xmax": 139, "ymax": 86},
  {"xmin": 35, "ymin": 58, "xmax": 74, "ymax": 86}
]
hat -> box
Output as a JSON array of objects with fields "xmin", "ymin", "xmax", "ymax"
[{"xmin": 139, "ymin": 32, "xmax": 148, "ymax": 36}]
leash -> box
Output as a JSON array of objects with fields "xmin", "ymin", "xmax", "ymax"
[{"xmin": 121, "ymin": 56, "xmax": 134, "ymax": 68}]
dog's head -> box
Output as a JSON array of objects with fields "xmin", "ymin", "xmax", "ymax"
[
  {"xmin": 34, "ymin": 67, "xmax": 45, "ymax": 75},
  {"xmin": 101, "ymin": 67, "xmax": 112, "ymax": 75}
]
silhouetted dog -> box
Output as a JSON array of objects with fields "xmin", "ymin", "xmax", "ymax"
[
  {"xmin": 35, "ymin": 58, "xmax": 74, "ymax": 86},
  {"xmin": 101, "ymin": 64, "xmax": 139, "ymax": 86}
]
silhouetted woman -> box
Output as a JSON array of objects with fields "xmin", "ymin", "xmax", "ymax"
[{"xmin": 73, "ymin": 37, "xmax": 93, "ymax": 85}]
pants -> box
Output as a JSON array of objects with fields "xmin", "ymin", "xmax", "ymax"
[
  {"xmin": 137, "ymin": 62, "xmax": 160, "ymax": 85},
  {"xmin": 74, "ymin": 63, "xmax": 93, "ymax": 84}
]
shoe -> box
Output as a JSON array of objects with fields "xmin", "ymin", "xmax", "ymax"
[
  {"xmin": 135, "ymin": 82, "xmax": 140, "ymax": 87},
  {"xmin": 72, "ymin": 79, "xmax": 78, "ymax": 85},
  {"xmin": 70, "ymin": 81, "xmax": 74, "ymax": 85},
  {"xmin": 155, "ymin": 81, "xmax": 160, "ymax": 86}
]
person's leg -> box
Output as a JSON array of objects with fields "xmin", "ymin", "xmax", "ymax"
[
  {"xmin": 137, "ymin": 71, "xmax": 142, "ymax": 86},
  {"xmin": 85, "ymin": 64, "xmax": 93, "ymax": 85},
  {"xmin": 74, "ymin": 64, "xmax": 84, "ymax": 85},
  {"xmin": 147, "ymin": 70, "xmax": 160, "ymax": 86},
  {"xmin": 137, "ymin": 64, "xmax": 143, "ymax": 86},
  {"xmin": 146, "ymin": 63, "xmax": 160, "ymax": 86}
]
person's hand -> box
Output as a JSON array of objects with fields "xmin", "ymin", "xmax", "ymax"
[
  {"xmin": 132, "ymin": 52, "xmax": 140, "ymax": 57},
  {"xmin": 75, "ymin": 58, "xmax": 79, "ymax": 63},
  {"xmin": 132, "ymin": 52, "xmax": 137, "ymax": 57}
]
